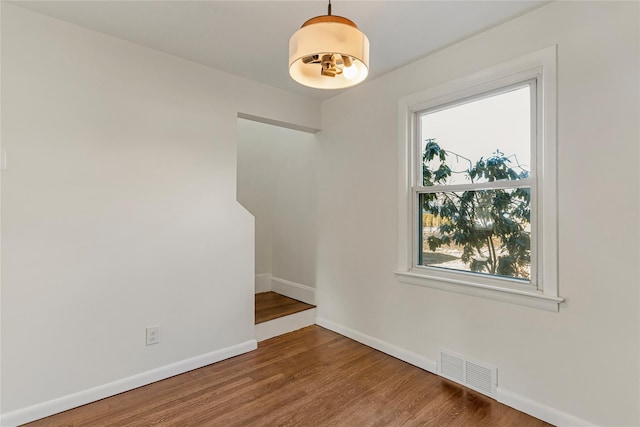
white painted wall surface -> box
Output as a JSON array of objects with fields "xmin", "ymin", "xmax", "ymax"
[
  {"xmin": 270, "ymin": 127, "xmax": 317, "ymax": 289},
  {"xmin": 237, "ymin": 120, "xmax": 275, "ymax": 277},
  {"xmin": 236, "ymin": 119, "xmax": 317, "ymax": 289},
  {"xmin": 0, "ymin": 3, "xmax": 319, "ymax": 419},
  {"xmin": 316, "ymin": 2, "xmax": 639, "ymax": 426}
]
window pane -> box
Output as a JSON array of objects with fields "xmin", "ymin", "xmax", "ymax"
[
  {"xmin": 419, "ymin": 188, "xmax": 531, "ymax": 281},
  {"xmin": 420, "ymin": 86, "xmax": 531, "ymax": 186}
]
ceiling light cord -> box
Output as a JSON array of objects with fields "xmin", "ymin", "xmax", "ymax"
[{"xmin": 328, "ymin": 0, "xmax": 332, "ymax": 16}]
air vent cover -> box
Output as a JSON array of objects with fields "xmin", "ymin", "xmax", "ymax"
[{"xmin": 437, "ymin": 348, "xmax": 497, "ymax": 398}]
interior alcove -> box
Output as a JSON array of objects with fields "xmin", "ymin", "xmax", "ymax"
[{"xmin": 236, "ymin": 117, "xmax": 318, "ymax": 303}]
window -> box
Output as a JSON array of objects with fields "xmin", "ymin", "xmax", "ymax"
[
  {"xmin": 418, "ymin": 84, "xmax": 534, "ymax": 281},
  {"xmin": 396, "ymin": 46, "xmax": 562, "ymax": 311}
]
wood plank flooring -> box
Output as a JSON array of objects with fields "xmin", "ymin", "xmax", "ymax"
[
  {"xmin": 24, "ymin": 326, "xmax": 552, "ymax": 427},
  {"xmin": 255, "ymin": 291, "xmax": 315, "ymax": 324}
]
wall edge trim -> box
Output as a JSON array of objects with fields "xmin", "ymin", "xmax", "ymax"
[
  {"xmin": 316, "ymin": 317, "xmax": 594, "ymax": 427},
  {"xmin": 315, "ymin": 317, "xmax": 436, "ymax": 373},
  {"xmin": 0, "ymin": 340, "xmax": 257, "ymax": 427},
  {"xmin": 271, "ymin": 276, "xmax": 315, "ymax": 305},
  {"xmin": 496, "ymin": 388, "xmax": 595, "ymax": 427}
]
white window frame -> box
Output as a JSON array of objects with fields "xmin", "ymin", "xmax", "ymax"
[{"xmin": 395, "ymin": 46, "xmax": 563, "ymax": 312}]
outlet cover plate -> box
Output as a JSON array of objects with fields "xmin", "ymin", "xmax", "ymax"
[{"xmin": 146, "ymin": 326, "xmax": 160, "ymax": 346}]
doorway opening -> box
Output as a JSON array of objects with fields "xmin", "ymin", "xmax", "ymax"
[{"xmin": 236, "ymin": 117, "xmax": 318, "ymax": 338}]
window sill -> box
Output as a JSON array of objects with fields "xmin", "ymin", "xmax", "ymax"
[{"xmin": 394, "ymin": 270, "xmax": 564, "ymax": 312}]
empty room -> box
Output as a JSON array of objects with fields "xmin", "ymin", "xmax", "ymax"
[{"xmin": 1, "ymin": 1, "xmax": 639, "ymax": 426}]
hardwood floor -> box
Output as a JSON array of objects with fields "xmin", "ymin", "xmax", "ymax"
[
  {"xmin": 24, "ymin": 326, "xmax": 552, "ymax": 427},
  {"xmin": 255, "ymin": 291, "xmax": 315, "ymax": 324}
]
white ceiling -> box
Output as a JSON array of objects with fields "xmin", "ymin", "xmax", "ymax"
[{"xmin": 10, "ymin": 1, "xmax": 548, "ymax": 101}]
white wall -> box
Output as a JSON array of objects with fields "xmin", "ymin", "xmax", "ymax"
[
  {"xmin": 0, "ymin": 3, "xmax": 320, "ymax": 421},
  {"xmin": 236, "ymin": 119, "xmax": 317, "ymax": 289},
  {"xmin": 237, "ymin": 120, "xmax": 275, "ymax": 277},
  {"xmin": 316, "ymin": 2, "xmax": 639, "ymax": 426},
  {"xmin": 270, "ymin": 126, "xmax": 317, "ymax": 289}
]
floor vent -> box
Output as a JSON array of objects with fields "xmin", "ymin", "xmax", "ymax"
[{"xmin": 437, "ymin": 348, "xmax": 497, "ymax": 398}]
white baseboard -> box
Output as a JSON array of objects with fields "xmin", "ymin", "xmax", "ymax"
[
  {"xmin": 497, "ymin": 388, "xmax": 594, "ymax": 427},
  {"xmin": 255, "ymin": 273, "xmax": 272, "ymax": 293},
  {"xmin": 255, "ymin": 308, "xmax": 317, "ymax": 342},
  {"xmin": 271, "ymin": 277, "xmax": 315, "ymax": 305},
  {"xmin": 0, "ymin": 340, "xmax": 257, "ymax": 427},
  {"xmin": 315, "ymin": 317, "xmax": 436, "ymax": 373},
  {"xmin": 316, "ymin": 317, "xmax": 593, "ymax": 427}
]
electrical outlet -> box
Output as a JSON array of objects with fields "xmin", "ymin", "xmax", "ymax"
[{"xmin": 146, "ymin": 326, "xmax": 160, "ymax": 346}]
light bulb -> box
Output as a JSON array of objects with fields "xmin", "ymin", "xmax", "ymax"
[{"xmin": 343, "ymin": 64, "xmax": 357, "ymax": 80}]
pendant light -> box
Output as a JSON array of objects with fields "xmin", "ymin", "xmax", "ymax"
[{"xmin": 289, "ymin": 0, "xmax": 369, "ymax": 89}]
